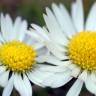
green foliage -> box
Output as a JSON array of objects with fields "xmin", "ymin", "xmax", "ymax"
[{"xmin": 17, "ymin": 2, "xmax": 44, "ymax": 26}]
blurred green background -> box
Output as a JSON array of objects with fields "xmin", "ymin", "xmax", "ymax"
[
  {"xmin": 0, "ymin": 0, "xmax": 95, "ymax": 96},
  {"xmin": 0, "ymin": 0, "xmax": 95, "ymax": 26}
]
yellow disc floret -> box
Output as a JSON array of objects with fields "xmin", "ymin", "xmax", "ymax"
[
  {"xmin": 0, "ymin": 41, "xmax": 37, "ymax": 73},
  {"xmin": 68, "ymin": 32, "xmax": 96, "ymax": 71}
]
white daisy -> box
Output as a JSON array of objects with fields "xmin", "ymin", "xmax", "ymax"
[
  {"xmin": 28, "ymin": 0, "xmax": 96, "ymax": 95},
  {"xmin": 0, "ymin": 14, "xmax": 61, "ymax": 96}
]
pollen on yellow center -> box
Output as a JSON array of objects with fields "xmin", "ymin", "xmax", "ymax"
[
  {"xmin": 0, "ymin": 41, "xmax": 37, "ymax": 73},
  {"xmin": 68, "ymin": 32, "xmax": 96, "ymax": 71}
]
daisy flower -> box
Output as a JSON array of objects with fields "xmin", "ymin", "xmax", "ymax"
[
  {"xmin": 28, "ymin": 0, "xmax": 96, "ymax": 95},
  {"xmin": 0, "ymin": 14, "xmax": 61, "ymax": 96}
]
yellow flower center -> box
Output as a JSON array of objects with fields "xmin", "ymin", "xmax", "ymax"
[
  {"xmin": 68, "ymin": 32, "xmax": 96, "ymax": 71},
  {"xmin": 0, "ymin": 41, "xmax": 37, "ymax": 73}
]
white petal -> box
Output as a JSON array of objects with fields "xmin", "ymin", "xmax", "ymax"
[
  {"xmin": 90, "ymin": 72, "xmax": 96, "ymax": 81},
  {"xmin": 18, "ymin": 20, "xmax": 28, "ymax": 41},
  {"xmin": 0, "ymin": 71, "xmax": 9, "ymax": 87},
  {"xmin": 27, "ymin": 30, "xmax": 40, "ymax": 40},
  {"xmin": 52, "ymin": 3, "xmax": 76, "ymax": 37},
  {"xmin": 34, "ymin": 42, "xmax": 44, "ymax": 50},
  {"xmin": 1, "ymin": 14, "xmax": 13, "ymax": 41},
  {"xmin": 44, "ymin": 8, "xmax": 68, "ymax": 45},
  {"xmin": 28, "ymin": 69, "xmax": 53, "ymax": 87},
  {"xmin": 35, "ymin": 64, "xmax": 67, "ymax": 73},
  {"xmin": 85, "ymin": 73, "xmax": 96, "ymax": 95},
  {"xmin": 13, "ymin": 17, "xmax": 22, "ymax": 39},
  {"xmin": 42, "ymin": 26, "xmax": 49, "ymax": 35},
  {"xmin": 26, "ymin": 29, "xmax": 47, "ymax": 44},
  {"xmin": 42, "ymin": 70, "xmax": 72, "ymax": 88},
  {"xmin": 25, "ymin": 30, "xmax": 42, "ymax": 45},
  {"xmin": 85, "ymin": 3, "xmax": 96, "ymax": 31},
  {"xmin": 46, "ymin": 41, "xmax": 66, "ymax": 52},
  {"xmin": 0, "ymin": 33, "xmax": 5, "ymax": 43},
  {"xmin": 0, "ymin": 14, "xmax": 28, "ymax": 42},
  {"xmin": 23, "ymin": 75, "xmax": 32, "ymax": 96},
  {"xmin": 14, "ymin": 74, "xmax": 32, "ymax": 96},
  {"xmin": 2, "ymin": 74, "xmax": 14, "ymax": 96},
  {"xmin": 67, "ymin": 63, "xmax": 77, "ymax": 70},
  {"xmin": 71, "ymin": 0, "xmax": 84, "ymax": 32},
  {"xmin": 43, "ymin": 54, "xmax": 67, "ymax": 65},
  {"xmin": 66, "ymin": 79, "xmax": 83, "ymax": 96},
  {"xmin": 32, "ymin": 24, "xmax": 50, "ymax": 41},
  {"xmin": 46, "ymin": 41, "xmax": 68, "ymax": 60},
  {"xmin": 71, "ymin": 67, "xmax": 81, "ymax": 77},
  {"xmin": 36, "ymin": 49, "xmax": 49, "ymax": 63},
  {"xmin": 1, "ymin": 14, "xmax": 6, "ymax": 39},
  {"xmin": 78, "ymin": 70, "xmax": 88, "ymax": 81},
  {"xmin": 0, "ymin": 66, "xmax": 6, "ymax": 74},
  {"xmin": 30, "ymin": 26, "xmax": 49, "ymax": 43}
]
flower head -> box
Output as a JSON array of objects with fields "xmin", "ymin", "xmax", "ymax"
[
  {"xmin": 0, "ymin": 14, "xmax": 59, "ymax": 96},
  {"xmin": 30, "ymin": 0, "xmax": 96, "ymax": 95}
]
